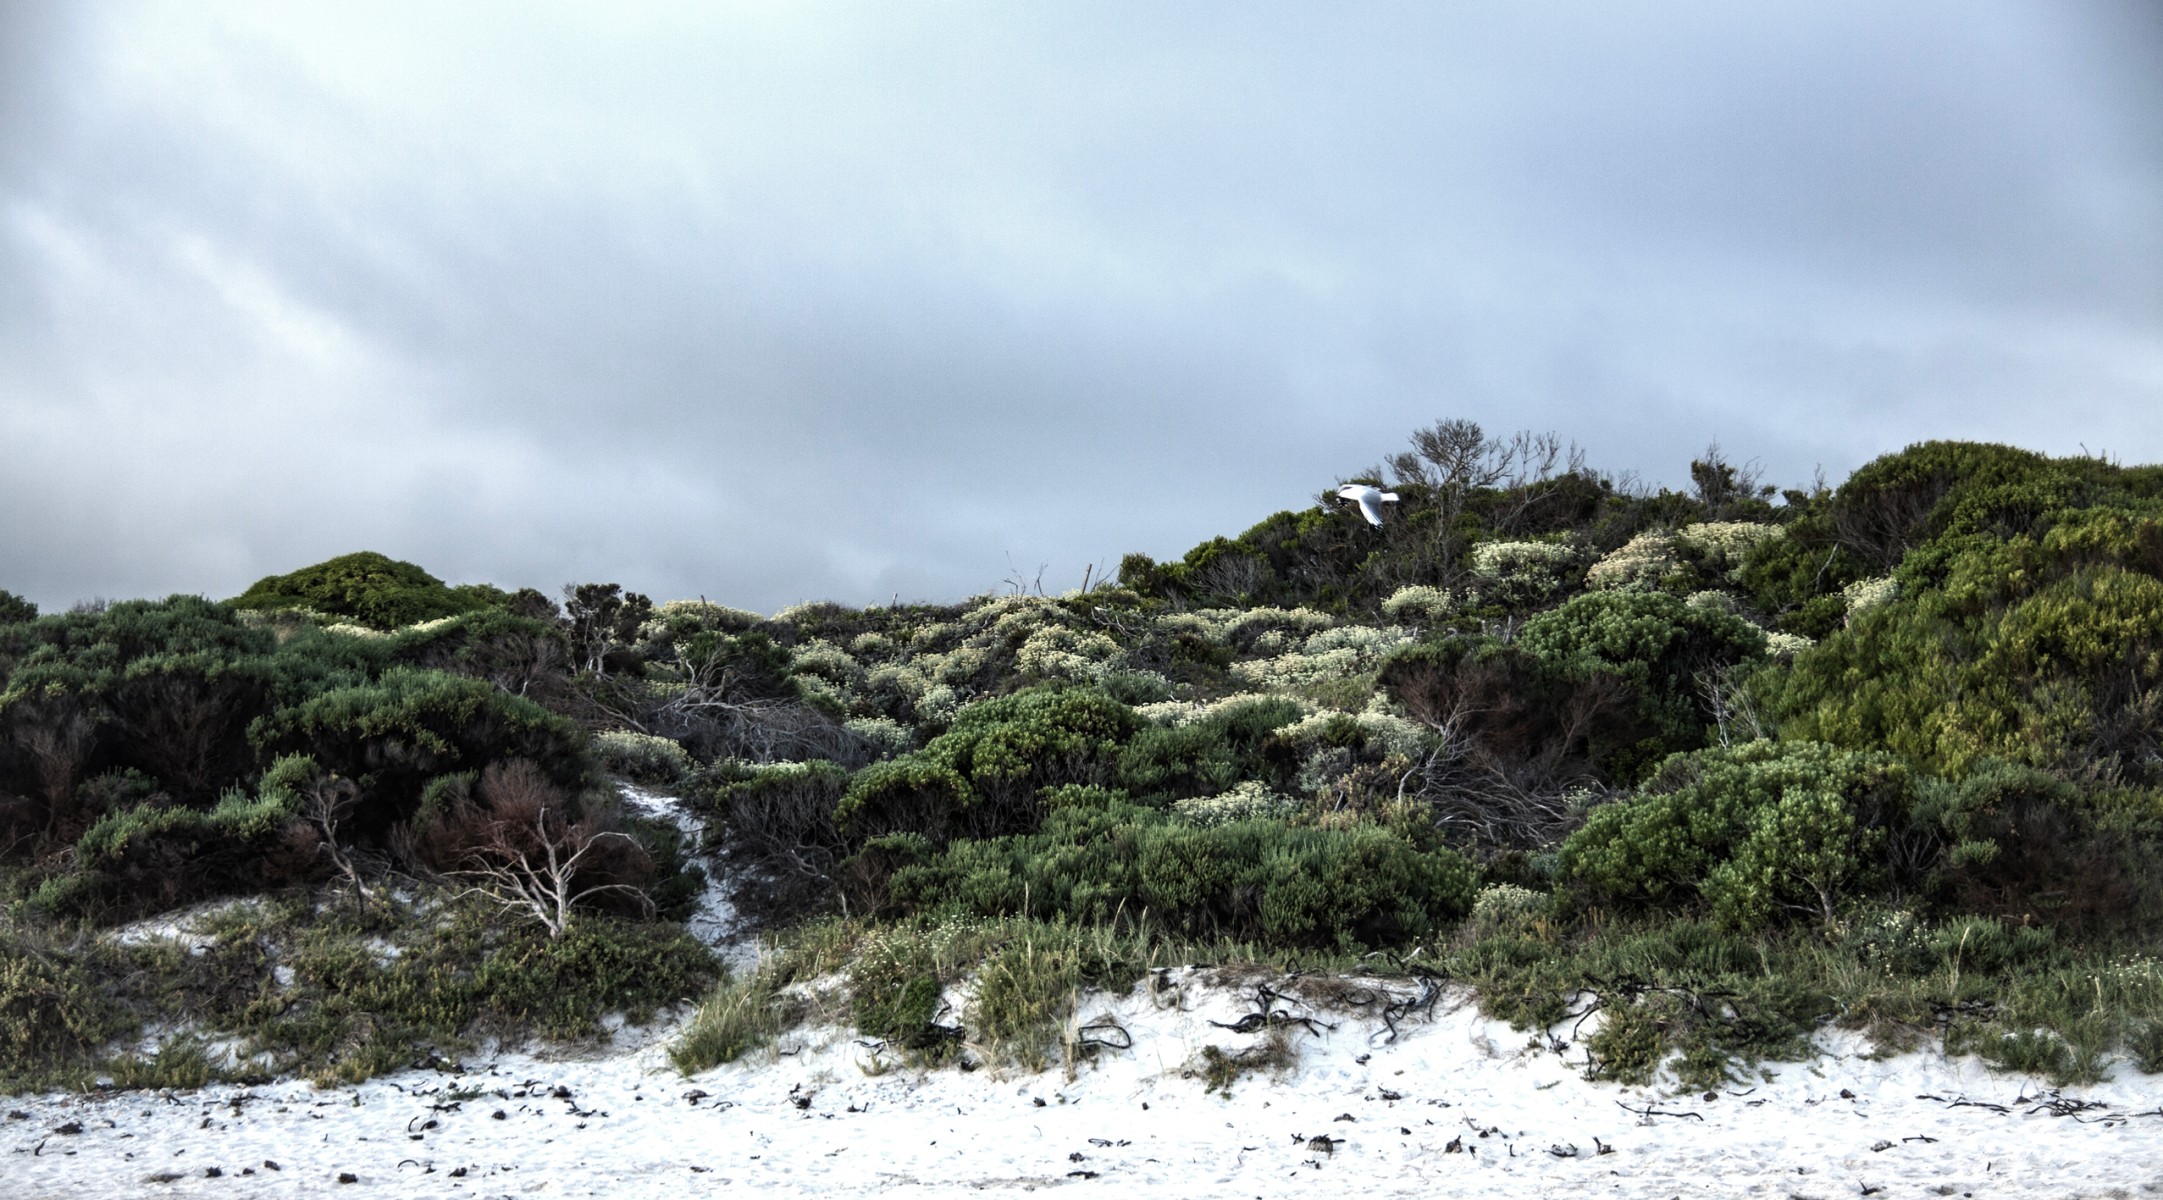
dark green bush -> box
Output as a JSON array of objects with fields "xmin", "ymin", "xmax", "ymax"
[
  {"xmin": 1559, "ymin": 740, "xmax": 1910, "ymax": 928},
  {"xmin": 250, "ymin": 667, "xmax": 589, "ymax": 839},
  {"xmin": 835, "ymin": 686, "xmax": 1138, "ymax": 844},
  {"xmin": 37, "ymin": 761, "xmax": 321, "ymax": 919},
  {"xmin": 881, "ymin": 793, "xmax": 1477, "ymax": 949},
  {"xmin": 231, "ymin": 551, "xmax": 496, "ymax": 630},
  {"xmin": 0, "ymin": 590, "xmax": 35, "ymax": 626},
  {"xmin": 1518, "ymin": 591, "xmax": 1767, "ymax": 778},
  {"xmin": 1115, "ymin": 696, "xmax": 1304, "ymax": 802}
]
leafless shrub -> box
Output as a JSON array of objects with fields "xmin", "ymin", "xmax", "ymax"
[
  {"xmin": 580, "ymin": 635, "xmax": 875, "ymax": 766},
  {"xmin": 1387, "ymin": 649, "xmax": 1625, "ymax": 853},
  {"xmin": 713, "ymin": 763, "xmax": 850, "ymax": 922},
  {"xmin": 409, "ymin": 760, "xmax": 655, "ymax": 937},
  {"xmin": 300, "ymin": 774, "xmax": 373, "ymax": 910}
]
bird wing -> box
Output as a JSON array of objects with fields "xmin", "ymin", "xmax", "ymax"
[{"xmin": 1357, "ymin": 491, "xmax": 1387, "ymax": 526}]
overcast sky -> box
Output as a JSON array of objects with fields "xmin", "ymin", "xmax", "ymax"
[{"xmin": 3, "ymin": 1, "xmax": 2158, "ymax": 612}]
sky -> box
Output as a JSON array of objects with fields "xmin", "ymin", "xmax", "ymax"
[{"xmin": 2, "ymin": 1, "xmax": 2158, "ymax": 613}]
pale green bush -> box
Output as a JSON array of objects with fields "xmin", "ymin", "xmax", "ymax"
[
  {"xmin": 1586, "ymin": 531, "xmax": 1680, "ymax": 591},
  {"xmin": 1016, "ymin": 625, "xmax": 1121, "ymax": 682},
  {"xmin": 790, "ymin": 639, "xmax": 862, "ymax": 685},
  {"xmin": 1172, "ymin": 780, "xmax": 1297, "ymax": 826},
  {"xmin": 592, "ymin": 729, "xmax": 695, "ymax": 782},
  {"xmin": 1842, "ymin": 575, "xmax": 1899, "ymax": 623},
  {"xmin": 1468, "ymin": 883, "xmax": 1548, "ymax": 932},
  {"xmin": 1678, "ymin": 521, "xmax": 1785, "ymax": 582},
  {"xmin": 1764, "ymin": 631, "xmax": 1815, "ymax": 658},
  {"xmin": 845, "ymin": 716, "xmax": 913, "ymax": 758},
  {"xmin": 1381, "ymin": 585, "xmax": 1458, "ymax": 623},
  {"xmin": 1469, "ymin": 540, "xmax": 1583, "ymax": 601}
]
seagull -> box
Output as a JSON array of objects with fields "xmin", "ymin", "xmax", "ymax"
[{"xmin": 1336, "ymin": 484, "xmax": 1400, "ymax": 527}]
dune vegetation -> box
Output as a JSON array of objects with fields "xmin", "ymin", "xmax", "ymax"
[{"xmin": 4, "ymin": 424, "xmax": 2162, "ymax": 1093}]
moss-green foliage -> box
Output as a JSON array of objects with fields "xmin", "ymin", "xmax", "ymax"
[
  {"xmin": 0, "ymin": 923, "xmax": 139, "ymax": 1090},
  {"xmin": 1765, "ymin": 492, "xmax": 2163, "ymax": 783},
  {"xmin": 1560, "ymin": 740, "xmax": 1910, "ymax": 929},
  {"xmin": 231, "ymin": 551, "xmax": 497, "ymax": 630},
  {"xmin": 1114, "ymin": 696, "xmax": 1304, "ymax": 802},
  {"xmin": 251, "ymin": 667, "xmax": 589, "ymax": 836},
  {"xmin": 836, "ymin": 685, "xmax": 1139, "ymax": 842},
  {"xmin": 882, "ymin": 792, "xmax": 1476, "ymax": 948},
  {"xmin": 0, "ymin": 890, "xmax": 717, "ymax": 1092},
  {"xmin": 179, "ymin": 896, "xmax": 715, "ymax": 1086},
  {"xmin": 1518, "ymin": 591, "xmax": 1767, "ymax": 778},
  {"xmin": 43, "ymin": 769, "xmax": 312, "ymax": 920}
]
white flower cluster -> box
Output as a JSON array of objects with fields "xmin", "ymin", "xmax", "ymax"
[
  {"xmin": 1677, "ymin": 521, "xmax": 1785, "ymax": 580},
  {"xmin": 1015, "ymin": 624, "xmax": 1122, "ymax": 682},
  {"xmin": 640, "ymin": 599, "xmax": 764, "ymax": 644},
  {"xmin": 1468, "ymin": 883, "xmax": 1548, "ymax": 931},
  {"xmin": 843, "ymin": 716, "xmax": 913, "ymax": 758},
  {"xmin": 1273, "ymin": 703, "xmax": 1429, "ymax": 761},
  {"xmin": 1131, "ymin": 691, "xmax": 1319, "ymax": 730},
  {"xmin": 322, "ymin": 622, "xmax": 389, "ymax": 639},
  {"xmin": 1173, "ymin": 780, "xmax": 1296, "ymax": 827},
  {"xmin": 1229, "ymin": 624, "xmax": 1411, "ymax": 690},
  {"xmin": 591, "ymin": 729, "xmax": 694, "ymax": 780},
  {"xmin": 1763, "ymin": 631, "xmax": 1815, "ymax": 658},
  {"xmin": 1842, "ymin": 576, "xmax": 1899, "ymax": 623},
  {"xmin": 1469, "ymin": 540, "xmax": 1583, "ymax": 600},
  {"xmin": 1381, "ymin": 585, "xmax": 1457, "ymax": 624},
  {"xmin": 1585, "ymin": 530, "xmax": 1680, "ymax": 591},
  {"xmin": 1685, "ymin": 590, "xmax": 1739, "ymax": 613},
  {"xmin": 1221, "ymin": 606, "xmax": 1337, "ymax": 655}
]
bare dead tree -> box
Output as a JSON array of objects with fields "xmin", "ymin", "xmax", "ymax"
[
  {"xmin": 1696, "ymin": 665, "xmax": 1773, "ymax": 749},
  {"xmin": 1385, "ymin": 420, "xmax": 1585, "ymax": 578},
  {"xmin": 301, "ymin": 773, "xmax": 372, "ymax": 910},
  {"xmin": 451, "ymin": 803, "xmax": 654, "ymax": 939},
  {"xmin": 13, "ymin": 707, "xmax": 97, "ymax": 842}
]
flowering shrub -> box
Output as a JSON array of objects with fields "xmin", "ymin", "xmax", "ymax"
[
  {"xmin": 1173, "ymin": 780, "xmax": 1296, "ymax": 826},
  {"xmin": 1230, "ymin": 624, "xmax": 1412, "ymax": 691},
  {"xmin": 1015, "ymin": 625, "xmax": 1122, "ymax": 682},
  {"xmin": 592, "ymin": 730, "xmax": 694, "ymax": 783},
  {"xmin": 1469, "ymin": 539, "xmax": 1584, "ymax": 602},
  {"xmin": 1677, "ymin": 522, "xmax": 1785, "ymax": 582},
  {"xmin": 1382, "ymin": 586, "xmax": 1457, "ymax": 624},
  {"xmin": 1763, "ymin": 631, "xmax": 1815, "ymax": 658},
  {"xmin": 1585, "ymin": 531, "xmax": 1680, "ymax": 592},
  {"xmin": 843, "ymin": 716, "xmax": 913, "ymax": 759},
  {"xmin": 1467, "ymin": 882, "xmax": 1548, "ymax": 933},
  {"xmin": 1841, "ymin": 575, "xmax": 1898, "ymax": 623}
]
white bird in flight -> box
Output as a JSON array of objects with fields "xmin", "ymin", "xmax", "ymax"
[{"xmin": 1336, "ymin": 484, "xmax": 1400, "ymax": 527}]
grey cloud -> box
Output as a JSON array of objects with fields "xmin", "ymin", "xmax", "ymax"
[{"xmin": 2, "ymin": 1, "xmax": 2157, "ymax": 612}]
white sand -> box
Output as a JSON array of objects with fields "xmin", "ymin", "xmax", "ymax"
[
  {"xmin": 12, "ymin": 786, "xmax": 2160, "ymax": 1198},
  {"xmin": 10, "ymin": 978, "xmax": 2162, "ymax": 1199}
]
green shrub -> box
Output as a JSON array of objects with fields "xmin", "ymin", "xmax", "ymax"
[
  {"xmin": 250, "ymin": 667, "xmax": 589, "ymax": 838},
  {"xmin": 0, "ymin": 925, "xmax": 138, "ymax": 1089},
  {"xmin": 1765, "ymin": 503, "xmax": 2163, "ymax": 784},
  {"xmin": 1115, "ymin": 696, "xmax": 1303, "ymax": 802},
  {"xmin": 882, "ymin": 794, "xmax": 1476, "ymax": 949},
  {"xmin": 231, "ymin": 551, "xmax": 496, "ymax": 630},
  {"xmin": 1560, "ymin": 740, "xmax": 1910, "ymax": 928},
  {"xmin": 0, "ymin": 590, "xmax": 35, "ymax": 625},
  {"xmin": 835, "ymin": 686, "xmax": 1138, "ymax": 844},
  {"xmin": 1519, "ymin": 591, "xmax": 1767, "ymax": 779},
  {"xmin": 592, "ymin": 730, "xmax": 694, "ymax": 783}
]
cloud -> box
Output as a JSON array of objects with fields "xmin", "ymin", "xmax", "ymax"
[{"xmin": 2, "ymin": 0, "xmax": 2157, "ymax": 611}]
